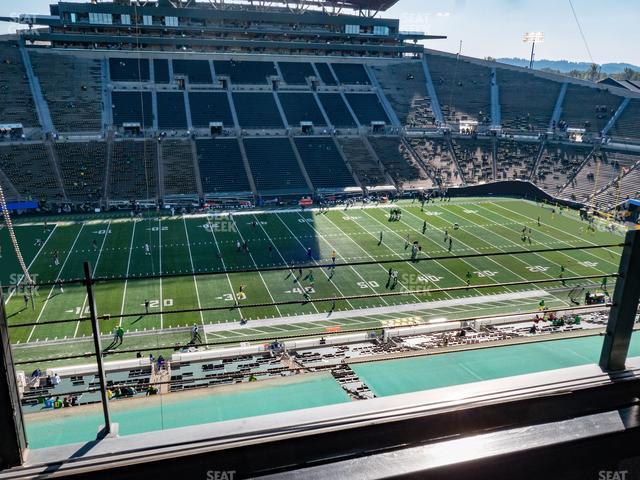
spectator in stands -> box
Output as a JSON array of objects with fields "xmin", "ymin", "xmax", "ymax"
[
  {"xmin": 51, "ymin": 373, "xmax": 61, "ymax": 386},
  {"xmin": 157, "ymin": 355, "xmax": 166, "ymax": 370}
]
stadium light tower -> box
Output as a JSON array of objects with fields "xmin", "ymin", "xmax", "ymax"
[{"xmin": 523, "ymin": 32, "xmax": 544, "ymax": 69}]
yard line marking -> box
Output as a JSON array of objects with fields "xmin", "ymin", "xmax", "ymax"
[
  {"xmin": 229, "ymin": 216, "xmax": 282, "ymax": 317},
  {"xmin": 26, "ymin": 224, "xmax": 85, "ymax": 343},
  {"xmin": 252, "ymin": 214, "xmax": 319, "ymax": 314},
  {"xmin": 74, "ymin": 220, "xmax": 111, "ymax": 337},
  {"xmin": 118, "ymin": 219, "xmax": 137, "ymax": 327},
  {"xmin": 183, "ymin": 216, "xmax": 208, "ymax": 343},
  {"xmin": 206, "ymin": 215, "xmax": 242, "ymax": 318},
  {"xmin": 490, "ymin": 201, "xmax": 621, "ymax": 268},
  {"xmin": 287, "ymin": 212, "xmax": 389, "ymax": 305},
  {"xmin": 357, "ymin": 208, "xmax": 483, "ymax": 293},
  {"xmin": 438, "ymin": 205, "xmax": 571, "ymax": 307},
  {"xmin": 158, "ymin": 217, "xmax": 164, "ymax": 330},
  {"xmin": 6, "ymin": 224, "xmax": 58, "ymax": 304}
]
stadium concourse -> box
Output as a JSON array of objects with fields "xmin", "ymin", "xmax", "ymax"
[{"xmin": 0, "ymin": 2, "xmax": 639, "ymax": 474}]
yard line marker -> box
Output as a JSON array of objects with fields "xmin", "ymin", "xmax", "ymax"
[
  {"xmin": 206, "ymin": 215, "xmax": 242, "ymax": 319},
  {"xmin": 183, "ymin": 216, "xmax": 208, "ymax": 343},
  {"xmin": 273, "ymin": 213, "xmax": 356, "ymax": 311},
  {"xmin": 26, "ymin": 223, "xmax": 86, "ymax": 343},
  {"xmin": 118, "ymin": 219, "xmax": 137, "ymax": 327},
  {"xmin": 158, "ymin": 217, "xmax": 164, "ymax": 330},
  {"xmin": 73, "ymin": 220, "xmax": 112, "ymax": 338}
]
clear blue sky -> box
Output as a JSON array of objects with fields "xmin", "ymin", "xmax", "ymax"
[{"xmin": 1, "ymin": 0, "xmax": 638, "ymax": 66}]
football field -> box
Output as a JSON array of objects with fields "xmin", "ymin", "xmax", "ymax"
[{"xmin": 0, "ymin": 197, "xmax": 625, "ymax": 365}]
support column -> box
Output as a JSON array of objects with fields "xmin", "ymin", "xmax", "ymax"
[
  {"xmin": 0, "ymin": 286, "xmax": 27, "ymax": 468},
  {"xmin": 600, "ymin": 230, "xmax": 640, "ymax": 372}
]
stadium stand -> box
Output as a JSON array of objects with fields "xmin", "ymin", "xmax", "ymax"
[
  {"xmin": 426, "ymin": 53, "xmax": 492, "ymax": 126},
  {"xmin": 188, "ymin": 92, "xmax": 234, "ymax": 128},
  {"xmin": 336, "ymin": 137, "xmax": 386, "ymax": 186},
  {"xmin": 370, "ymin": 62, "xmax": 436, "ymax": 128},
  {"xmin": 172, "ymin": 59, "xmax": 212, "ymax": 84},
  {"xmin": 495, "ymin": 139, "xmax": 540, "ymax": 181},
  {"xmin": 156, "ymin": 92, "xmax": 188, "ymax": 130},
  {"xmin": 108, "ymin": 57, "xmax": 150, "ymax": 82},
  {"xmin": 0, "ymin": 143, "xmax": 63, "ymax": 201},
  {"xmin": 232, "ymin": 92, "xmax": 284, "ymax": 129},
  {"xmin": 344, "ymin": 93, "xmax": 390, "ymax": 125},
  {"xmin": 331, "ymin": 63, "xmax": 371, "ymax": 85},
  {"xmin": 111, "ymin": 91, "xmax": 153, "ymax": 127},
  {"xmin": 161, "ymin": 140, "xmax": 198, "ymax": 197},
  {"xmin": 54, "ymin": 142, "xmax": 106, "ymax": 202},
  {"xmin": 562, "ymin": 150, "xmax": 639, "ymax": 203},
  {"xmin": 450, "ymin": 138, "xmax": 493, "ymax": 184},
  {"xmin": 534, "ymin": 144, "xmax": 592, "ymax": 195},
  {"xmin": 560, "ymin": 84, "xmax": 622, "ymax": 133},
  {"xmin": 278, "ymin": 93, "xmax": 326, "ymax": 126},
  {"xmin": 610, "ymin": 99, "xmax": 640, "ymax": 140},
  {"xmin": 196, "ymin": 138, "xmax": 252, "ymax": 194},
  {"xmin": 278, "ymin": 62, "xmax": 315, "ymax": 85},
  {"xmin": 294, "ymin": 137, "xmax": 357, "ymax": 189},
  {"xmin": 368, "ymin": 137, "xmax": 431, "ymax": 187},
  {"xmin": 0, "ymin": 170, "xmax": 17, "ymax": 202},
  {"xmin": 408, "ymin": 138, "xmax": 463, "ymax": 187},
  {"xmin": 497, "ymin": 69, "xmax": 561, "ymax": 132},
  {"xmin": 243, "ymin": 138, "xmax": 310, "ymax": 193},
  {"xmin": 317, "ymin": 93, "xmax": 357, "ymax": 128},
  {"xmin": 0, "ymin": 43, "xmax": 39, "ymax": 127},
  {"xmin": 153, "ymin": 59, "xmax": 170, "ymax": 84},
  {"xmin": 30, "ymin": 52, "xmax": 103, "ymax": 132},
  {"xmin": 592, "ymin": 152, "xmax": 640, "ymax": 208},
  {"xmin": 214, "ymin": 60, "xmax": 276, "ymax": 85},
  {"xmin": 109, "ymin": 140, "xmax": 158, "ymax": 200},
  {"xmin": 314, "ymin": 63, "xmax": 338, "ymax": 85}
]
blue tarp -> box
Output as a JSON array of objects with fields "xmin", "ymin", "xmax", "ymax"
[{"xmin": 6, "ymin": 201, "xmax": 38, "ymax": 211}]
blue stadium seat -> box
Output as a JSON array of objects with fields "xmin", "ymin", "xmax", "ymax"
[
  {"xmin": 278, "ymin": 93, "xmax": 326, "ymax": 126},
  {"xmin": 317, "ymin": 93, "xmax": 357, "ymax": 128},
  {"xmin": 172, "ymin": 59, "xmax": 213, "ymax": 84},
  {"xmin": 153, "ymin": 59, "xmax": 170, "ymax": 83},
  {"xmin": 157, "ymin": 92, "xmax": 188, "ymax": 129},
  {"xmin": 278, "ymin": 62, "xmax": 315, "ymax": 85},
  {"xmin": 196, "ymin": 139, "xmax": 252, "ymax": 194},
  {"xmin": 294, "ymin": 137, "xmax": 356, "ymax": 189},
  {"xmin": 232, "ymin": 92, "xmax": 283, "ymax": 129},
  {"xmin": 111, "ymin": 91, "xmax": 153, "ymax": 127},
  {"xmin": 331, "ymin": 63, "xmax": 370, "ymax": 85},
  {"xmin": 314, "ymin": 63, "xmax": 338, "ymax": 85},
  {"xmin": 243, "ymin": 138, "xmax": 310, "ymax": 194},
  {"xmin": 214, "ymin": 60, "xmax": 277, "ymax": 85},
  {"xmin": 188, "ymin": 92, "xmax": 234, "ymax": 128},
  {"xmin": 345, "ymin": 93, "xmax": 389, "ymax": 125},
  {"xmin": 109, "ymin": 57, "xmax": 150, "ymax": 82}
]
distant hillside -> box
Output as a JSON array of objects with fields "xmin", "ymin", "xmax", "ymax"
[{"xmin": 497, "ymin": 58, "xmax": 640, "ymax": 74}]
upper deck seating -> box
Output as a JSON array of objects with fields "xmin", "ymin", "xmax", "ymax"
[
  {"xmin": 331, "ymin": 63, "xmax": 370, "ymax": 85},
  {"xmin": 111, "ymin": 91, "xmax": 153, "ymax": 127},
  {"xmin": 0, "ymin": 44, "xmax": 39, "ymax": 127},
  {"xmin": 172, "ymin": 59, "xmax": 212, "ymax": 84},
  {"xmin": 314, "ymin": 63, "xmax": 338, "ymax": 85},
  {"xmin": 157, "ymin": 92, "xmax": 188, "ymax": 130},
  {"xmin": 278, "ymin": 62, "xmax": 315, "ymax": 85},
  {"xmin": 317, "ymin": 93, "xmax": 357, "ymax": 128},
  {"xmin": 188, "ymin": 92, "xmax": 234, "ymax": 128},
  {"xmin": 153, "ymin": 59, "xmax": 170, "ymax": 83},
  {"xmin": 560, "ymin": 84, "xmax": 622, "ymax": 133},
  {"xmin": 232, "ymin": 93, "xmax": 283, "ymax": 129},
  {"xmin": 109, "ymin": 57, "xmax": 149, "ymax": 82},
  {"xmin": 344, "ymin": 93, "xmax": 389, "ymax": 126},
  {"xmin": 214, "ymin": 60, "xmax": 276, "ymax": 85},
  {"xmin": 278, "ymin": 93, "xmax": 326, "ymax": 126}
]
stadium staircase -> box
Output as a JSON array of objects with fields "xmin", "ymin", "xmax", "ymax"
[
  {"xmin": 610, "ymin": 99, "xmax": 640, "ymax": 141},
  {"xmin": 190, "ymin": 138, "xmax": 204, "ymax": 199},
  {"xmin": 18, "ymin": 41, "xmax": 54, "ymax": 133},
  {"xmin": 288, "ymin": 136, "xmax": 316, "ymax": 192},
  {"xmin": 401, "ymin": 137, "xmax": 439, "ymax": 186},
  {"xmin": 331, "ymin": 137, "xmax": 365, "ymax": 189},
  {"xmin": 45, "ymin": 141, "xmax": 69, "ymax": 202},
  {"xmin": 156, "ymin": 141, "xmax": 166, "ymax": 200},
  {"xmin": 364, "ymin": 64, "xmax": 402, "ymax": 128},
  {"xmin": 550, "ymin": 82, "xmax": 568, "ymax": 130},
  {"xmin": 560, "ymin": 145, "xmax": 598, "ymax": 191},
  {"xmin": 362, "ymin": 136, "xmax": 397, "ymax": 188},
  {"xmin": 445, "ymin": 137, "xmax": 469, "ymax": 186},
  {"xmin": 0, "ymin": 167, "xmax": 20, "ymax": 201},
  {"xmin": 602, "ymin": 98, "xmax": 631, "ymax": 137},
  {"xmin": 236, "ymin": 139, "xmax": 259, "ymax": 197},
  {"xmin": 421, "ymin": 56, "xmax": 445, "ymax": 125},
  {"xmin": 490, "ymin": 67, "xmax": 501, "ymax": 128},
  {"xmin": 527, "ymin": 140, "xmax": 547, "ymax": 182},
  {"xmin": 102, "ymin": 131, "xmax": 114, "ymax": 205}
]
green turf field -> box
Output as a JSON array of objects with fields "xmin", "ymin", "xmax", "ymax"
[{"xmin": 0, "ymin": 197, "xmax": 626, "ymax": 365}]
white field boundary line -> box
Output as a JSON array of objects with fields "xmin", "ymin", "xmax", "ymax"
[
  {"xmin": 272, "ymin": 213, "xmax": 356, "ymax": 311},
  {"xmin": 26, "ymin": 224, "xmax": 85, "ymax": 343},
  {"xmin": 205, "ymin": 215, "xmax": 242, "ymax": 319},
  {"xmin": 229, "ymin": 216, "xmax": 282, "ymax": 317},
  {"xmin": 203, "ymin": 289, "xmax": 552, "ymax": 333},
  {"xmin": 283, "ymin": 212, "xmax": 389, "ymax": 306},
  {"xmin": 432, "ymin": 205, "xmax": 573, "ymax": 306},
  {"xmin": 118, "ymin": 219, "xmax": 137, "ymax": 327},
  {"xmin": 183, "ymin": 215, "xmax": 208, "ymax": 343},
  {"xmin": 319, "ymin": 211, "xmax": 426, "ymax": 303},
  {"xmin": 251, "ymin": 214, "xmax": 320, "ymax": 314},
  {"xmin": 73, "ymin": 220, "xmax": 111, "ymax": 338},
  {"xmin": 5, "ymin": 224, "xmax": 58, "ymax": 304},
  {"xmin": 490, "ymin": 201, "xmax": 621, "ymax": 268}
]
